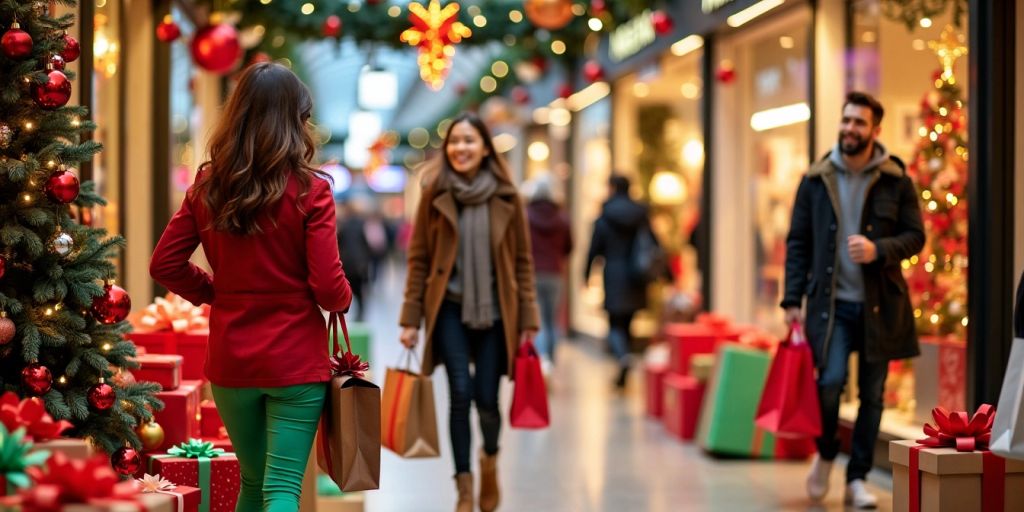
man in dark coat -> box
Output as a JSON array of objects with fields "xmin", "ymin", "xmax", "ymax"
[
  {"xmin": 585, "ymin": 174, "xmax": 659, "ymax": 389},
  {"xmin": 336, "ymin": 201, "xmax": 373, "ymax": 321},
  {"xmin": 782, "ymin": 92, "xmax": 925, "ymax": 508}
]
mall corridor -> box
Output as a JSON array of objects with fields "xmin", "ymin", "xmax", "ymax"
[{"xmin": 356, "ymin": 264, "xmax": 893, "ymax": 512}]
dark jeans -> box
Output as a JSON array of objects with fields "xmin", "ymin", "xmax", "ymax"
[
  {"xmin": 607, "ymin": 312, "xmax": 634, "ymax": 368},
  {"xmin": 534, "ymin": 273, "xmax": 563, "ymax": 362},
  {"xmin": 434, "ymin": 301, "xmax": 506, "ymax": 475},
  {"xmin": 816, "ymin": 300, "xmax": 889, "ymax": 482}
]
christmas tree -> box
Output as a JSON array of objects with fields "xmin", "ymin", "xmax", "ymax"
[
  {"xmin": 903, "ymin": 26, "xmax": 968, "ymax": 338},
  {"xmin": 0, "ymin": 0, "xmax": 162, "ymax": 459}
]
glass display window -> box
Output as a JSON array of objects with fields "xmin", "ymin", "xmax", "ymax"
[{"xmin": 89, "ymin": 0, "xmax": 122, "ymax": 237}]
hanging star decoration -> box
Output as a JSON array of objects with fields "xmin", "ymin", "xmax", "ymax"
[
  {"xmin": 400, "ymin": 0, "xmax": 472, "ymax": 90},
  {"xmin": 929, "ymin": 25, "xmax": 967, "ymax": 84},
  {"xmin": 366, "ymin": 132, "xmax": 399, "ymax": 175}
]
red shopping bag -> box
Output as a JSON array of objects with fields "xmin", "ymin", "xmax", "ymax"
[
  {"xmin": 754, "ymin": 323, "xmax": 822, "ymax": 438},
  {"xmin": 509, "ymin": 339, "xmax": 550, "ymax": 429}
]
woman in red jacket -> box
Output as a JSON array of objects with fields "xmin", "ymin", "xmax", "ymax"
[{"xmin": 151, "ymin": 62, "xmax": 351, "ymax": 512}]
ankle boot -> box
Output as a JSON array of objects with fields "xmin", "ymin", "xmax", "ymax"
[
  {"xmin": 455, "ymin": 473, "xmax": 474, "ymax": 512},
  {"xmin": 479, "ymin": 450, "xmax": 500, "ymax": 512}
]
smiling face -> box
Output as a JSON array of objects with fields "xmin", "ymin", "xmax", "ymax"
[
  {"xmin": 838, "ymin": 103, "xmax": 881, "ymax": 157},
  {"xmin": 445, "ymin": 120, "xmax": 490, "ymax": 176}
]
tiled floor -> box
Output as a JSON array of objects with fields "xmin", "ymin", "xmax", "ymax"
[{"xmin": 357, "ymin": 264, "xmax": 893, "ymax": 511}]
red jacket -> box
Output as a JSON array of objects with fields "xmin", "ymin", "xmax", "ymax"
[{"xmin": 150, "ymin": 172, "xmax": 352, "ymax": 387}]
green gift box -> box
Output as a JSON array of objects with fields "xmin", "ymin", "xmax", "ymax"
[
  {"xmin": 329, "ymin": 322, "xmax": 371, "ymax": 364},
  {"xmin": 696, "ymin": 343, "xmax": 776, "ymax": 458}
]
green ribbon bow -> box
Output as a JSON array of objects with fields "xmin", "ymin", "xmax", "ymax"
[
  {"xmin": 0, "ymin": 423, "xmax": 50, "ymax": 492},
  {"xmin": 154, "ymin": 439, "xmax": 228, "ymax": 512}
]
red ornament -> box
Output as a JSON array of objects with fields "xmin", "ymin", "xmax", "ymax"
[
  {"xmin": 558, "ymin": 83, "xmax": 573, "ymax": 99},
  {"xmin": 91, "ymin": 283, "xmax": 131, "ymax": 325},
  {"xmin": 0, "ymin": 315, "xmax": 13, "ymax": 345},
  {"xmin": 111, "ymin": 446, "xmax": 142, "ymax": 476},
  {"xmin": 1, "ymin": 23, "xmax": 33, "ymax": 60},
  {"xmin": 21, "ymin": 363, "xmax": 52, "ymax": 396},
  {"xmin": 583, "ymin": 60, "xmax": 604, "ymax": 82},
  {"xmin": 45, "ymin": 168, "xmax": 80, "ymax": 204},
  {"xmin": 191, "ymin": 24, "xmax": 241, "ymax": 75},
  {"xmin": 322, "ymin": 15, "xmax": 343, "ymax": 38},
  {"xmin": 716, "ymin": 64, "xmax": 736, "ymax": 84},
  {"xmin": 88, "ymin": 382, "xmax": 115, "ymax": 411},
  {"xmin": 532, "ymin": 55, "xmax": 549, "ymax": 73},
  {"xmin": 0, "ymin": 255, "xmax": 5, "ymax": 280},
  {"xmin": 32, "ymin": 69, "xmax": 72, "ymax": 110},
  {"xmin": 590, "ymin": 0, "xmax": 607, "ymax": 15},
  {"xmin": 60, "ymin": 33, "xmax": 80, "ymax": 63},
  {"xmin": 49, "ymin": 53, "xmax": 65, "ymax": 70},
  {"xmin": 651, "ymin": 10, "xmax": 674, "ymax": 36},
  {"xmin": 511, "ymin": 85, "xmax": 530, "ymax": 105},
  {"xmin": 156, "ymin": 16, "xmax": 182, "ymax": 43},
  {"xmin": 524, "ymin": 0, "xmax": 576, "ymax": 31}
]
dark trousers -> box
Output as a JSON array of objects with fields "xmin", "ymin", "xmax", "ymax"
[
  {"xmin": 816, "ymin": 300, "xmax": 889, "ymax": 482},
  {"xmin": 607, "ymin": 311, "xmax": 634, "ymax": 368},
  {"xmin": 434, "ymin": 301, "xmax": 506, "ymax": 475}
]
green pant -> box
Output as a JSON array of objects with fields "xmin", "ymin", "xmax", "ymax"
[{"xmin": 211, "ymin": 383, "xmax": 326, "ymax": 512}]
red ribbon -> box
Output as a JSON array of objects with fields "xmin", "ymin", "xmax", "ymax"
[
  {"xmin": 19, "ymin": 452, "xmax": 142, "ymax": 511},
  {"xmin": 909, "ymin": 445, "xmax": 922, "ymax": 512},
  {"xmin": 331, "ymin": 351, "xmax": 369, "ymax": 379},
  {"xmin": 982, "ymin": 451, "xmax": 1006, "ymax": 512},
  {"xmin": 0, "ymin": 392, "xmax": 73, "ymax": 442}
]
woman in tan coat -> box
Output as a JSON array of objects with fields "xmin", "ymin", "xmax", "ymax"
[{"xmin": 399, "ymin": 112, "xmax": 539, "ymax": 512}]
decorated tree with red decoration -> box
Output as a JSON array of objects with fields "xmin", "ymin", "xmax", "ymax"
[
  {"xmin": 0, "ymin": 0, "xmax": 161, "ymax": 458},
  {"xmin": 903, "ymin": 27, "xmax": 968, "ymax": 338}
]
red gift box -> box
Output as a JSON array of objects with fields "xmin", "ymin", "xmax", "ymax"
[
  {"xmin": 662, "ymin": 374, "xmax": 706, "ymax": 441},
  {"xmin": 664, "ymin": 323, "xmax": 724, "ymax": 375},
  {"xmin": 129, "ymin": 331, "xmax": 208, "ymax": 381},
  {"xmin": 152, "ymin": 380, "xmax": 202, "ymax": 452},
  {"xmin": 644, "ymin": 364, "xmax": 669, "ymax": 418},
  {"xmin": 134, "ymin": 354, "xmax": 184, "ymax": 391},
  {"xmin": 199, "ymin": 400, "xmax": 223, "ymax": 438},
  {"xmin": 145, "ymin": 450, "xmax": 239, "ymax": 512}
]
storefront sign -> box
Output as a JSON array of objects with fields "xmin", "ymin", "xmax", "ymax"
[
  {"xmin": 609, "ymin": 10, "xmax": 656, "ymax": 63},
  {"xmin": 702, "ymin": 0, "xmax": 736, "ymax": 13}
]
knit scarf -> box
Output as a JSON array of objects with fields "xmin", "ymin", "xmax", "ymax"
[{"xmin": 448, "ymin": 168, "xmax": 499, "ymax": 329}]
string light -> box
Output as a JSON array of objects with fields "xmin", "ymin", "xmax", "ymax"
[
  {"xmin": 70, "ymin": 117, "xmax": 81, "ymax": 127},
  {"xmin": 509, "ymin": 10, "xmax": 523, "ymax": 23},
  {"xmin": 588, "ymin": 18, "xmax": 603, "ymax": 31},
  {"xmin": 23, "ymin": 121, "xmax": 33, "ymax": 131},
  {"xmin": 102, "ymin": 343, "xmax": 112, "ymax": 351},
  {"xmin": 473, "ymin": 15, "xmax": 487, "ymax": 27},
  {"xmin": 300, "ymin": 2, "xmax": 314, "ymax": 15},
  {"xmin": 927, "ymin": 200, "xmax": 938, "ymax": 211},
  {"xmin": 22, "ymin": 193, "xmax": 32, "ymax": 204},
  {"xmin": 58, "ymin": 376, "xmax": 67, "ymax": 384},
  {"xmin": 930, "ymin": 314, "xmax": 939, "ymax": 324}
]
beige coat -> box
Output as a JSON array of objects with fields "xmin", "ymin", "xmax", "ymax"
[{"xmin": 400, "ymin": 181, "xmax": 540, "ymax": 377}]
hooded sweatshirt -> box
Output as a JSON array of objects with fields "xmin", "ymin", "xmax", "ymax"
[
  {"xmin": 527, "ymin": 199, "xmax": 572, "ymax": 274},
  {"xmin": 829, "ymin": 141, "xmax": 892, "ymax": 303}
]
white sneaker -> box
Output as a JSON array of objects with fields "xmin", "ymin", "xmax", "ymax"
[
  {"xmin": 844, "ymin": 479, "xmax": 879, "ymax": 509},
  {"xmin": 540, "ymin": 357, "xmax": 553, "ymax": 378},
  {"xmin": 805, "ymin": 455, "xmax": 833, "ymax": 502}
]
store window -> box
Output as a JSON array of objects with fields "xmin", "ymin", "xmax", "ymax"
[
  {"xmin": 169, "ymin": 8, "xmax": 197, "ymax": 214},
  {"xmin": 712, "ymin": 5, "xmax": 811, "ymax": 330},
  {"xmin": 850, "ymin": 1, "xmax": 969, "ymax": 434},
  {"xmin": 90, "ymin": 0, "xmax": 122, "ymax": 236}
]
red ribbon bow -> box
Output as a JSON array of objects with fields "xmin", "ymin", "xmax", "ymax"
[
  {"xmin": 918, "ymin": 404, "xmax": 995, "ymax": 452},
  {"xmin": 0, "ymin": 391, "xmax": 73, "ymax": 442},
  {"xmin": 330, "ymin": 351, "xmax": 369, "ymax": 378},
  {"xmin": 19, "ymin": 452, "xmax": 138, "ymax": 511}
]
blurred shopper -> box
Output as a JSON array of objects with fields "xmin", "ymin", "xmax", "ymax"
[
  {"xmin": 585, "ymin": 174, "xmax": 662, "ymax": 389},
  {"xmin": 399, "ymin": 112, "xmax": 539, "ymax": 512},
  {"xmin": 151, "ymin": 63, "xmax": 351, "ymax": 511},
  {"xmin": 525, "ymin": 175, "xmax": 573, "ymax": 374},
  {"xmin": 782, "ymin": 92, "xmax": 924, "ymax": 509},
  {"xmin": 337, "ymin": 199, "xmax": 373, "ymax": 321}
]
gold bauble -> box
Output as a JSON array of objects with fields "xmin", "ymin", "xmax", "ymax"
[
  {"xmin": 137, "ymin": 421, "xmax": 165, "ymax": 451},
  {"xmin": 523, "ymin": 0, "xmax": 575, "ymax": 31}
]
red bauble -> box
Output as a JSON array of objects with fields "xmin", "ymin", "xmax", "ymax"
[
  {"xmin": 32, "ymin": 69, "xmax": 72, "ymax": 110},
  {"xmin": 511, "ymin": 86, "xmax": 531, "ymax": 105},
  {"xmin": 88, "ymin": 382, "xmax": 115, "ymax": 411},
  {"xmin": 91, "ymin": 284, "xmax": 131, "ymax": 325},
  {"xmin": 191, "ymin": 24, "xmax": 241, "ymax": 75},
  {"xmin": 111, "ymin": 446, "xmax": 141, "ymax": 476},
  {"xmin": 60, "ymin": 33, "xmax": 80, "ymax": 63},
  {"xmin": 558, "ymin": 83, "xmax": 573, "ymax": 99},
  {"xmin": 0, "ymin": 315, "xmax": 14, "ymax": 345},
  {"xmin": 156, "ymin": 16, "xmax": 182, "ymax": 43},
  {"xmin": 45, "ymin": 169, "xmax": 80, "ymax": 204},
  {"xmin": 651, "ymin": 10, "xmax": 674, "ymax": 36},
  {"xmin": 532, "ymin": 55, "xmax": 549, "ymax": 73},
  {"xmin": 2, "ymin": 23, "xmax": 33, "ymax": 60},
  {"xmin": 49, "ymin": 54, "xmax": 65, "ymax": 70},
  {"xmin": 583, "ymin": 60, "xmax": 604, "ymax": 82},
  {"xmin": 590, "ymin": 0, "xmax": 607, "ymax": 15},
  {"xmin": 323, "ymin": 15, "xmax": 343, "ymax": 38},
  {"xmin": 716, "ymin": 65, "xmax": 736, "ymax": 84},
  {"xmin": 21, "ymin": 363, "xmax": 52, "ymax": 395}
]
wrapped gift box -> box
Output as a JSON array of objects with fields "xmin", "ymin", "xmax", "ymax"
[
  {"xmin": 152, "ymin": 381, "xmax": 202, "ymax": 452},
  {"xmin": 200, "ymin": 400, "xmax": 223, "ymax": 438},
  {"xmin": 695, "ymin": 343, "xmax": 776, "ymax": 458},
  {"xmin": 32, "ymin": 438, "xmax": 94, "ymax": 460},
  {"xmin": 129, "ymin": 331, "xmax": 208, "ymax": 381},
  {"xmin": 662, "ymin": 374, "xmax": 705, "ymax": 441},
  {"xmin": 0, "ymin": 485, "xmax": 200, "ymax": 511},
  {"xmin": 890, "ymin": 440, "xmax": 1024, "ymax": 512},
  {"xmin": 663, "ymin": 324, "xmax": 719, "ymax": 376},
  {"xmin": 133, "ymin": 354, "xmax": 184, "ymax": 391},
  {"xmin": 145, "ymin": 452, "xmax": 239, "ymax": 512},
  {"xmin": 644, "ymin": 364, "xmax": 669, "ymax": 418}
]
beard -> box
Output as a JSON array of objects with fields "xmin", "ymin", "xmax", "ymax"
[{"xmin": 838, "ymin": 131, "xmax": 872, "ymax": 156}]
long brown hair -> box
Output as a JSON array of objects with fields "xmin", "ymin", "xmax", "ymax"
[
  {"xmin": 193, "ymin": 62, "xmax": 325, "ymax": 235},
  {"xmin": 422, "ymin": 112, "xmax": 515, "ymax": 196}
]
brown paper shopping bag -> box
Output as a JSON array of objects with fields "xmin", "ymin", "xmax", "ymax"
[
  {"xmin": 382, "ymin": 349, "xmax": 440, "ymax": 458},
  {"xmin": 317, "ymin": 312, "xmax": 381, "ymax": 492}
]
